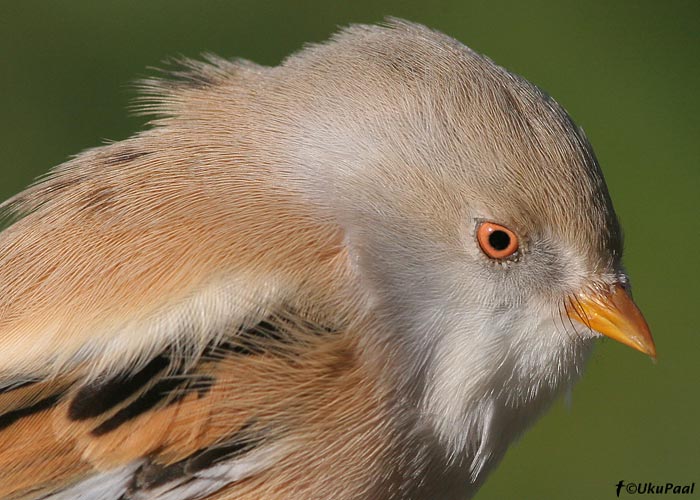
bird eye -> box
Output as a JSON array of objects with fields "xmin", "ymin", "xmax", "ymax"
[{"xmin": 476, "ymin": 222, "xmax": 519, "ymax": 260}]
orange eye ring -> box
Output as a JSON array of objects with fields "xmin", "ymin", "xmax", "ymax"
[{"xmin": 476, "ymin": 222, "xmax": 519, "ymax": 260}]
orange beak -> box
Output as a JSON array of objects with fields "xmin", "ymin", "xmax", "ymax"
[{"xmin": 566, "ymin": 284, "xmax": 656, "ymax": 358}]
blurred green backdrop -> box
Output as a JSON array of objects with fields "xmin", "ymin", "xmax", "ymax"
[{"xmin": 1, "ymin": 2, "xmax": 697, "ymax": 499}]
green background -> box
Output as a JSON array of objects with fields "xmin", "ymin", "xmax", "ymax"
[{"xmin": 1, "ymin": 2, "xmax": 697, "ymax": 499}]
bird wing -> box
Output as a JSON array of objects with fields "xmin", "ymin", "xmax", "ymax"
[
  {"xmin": 0, "ymin": 129, "xmax": 353, "ymax": 498},
  {"xmin": 0, "ymin": 309, "xmax": 367, "ymax": 500}
]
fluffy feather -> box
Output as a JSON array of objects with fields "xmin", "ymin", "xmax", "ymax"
[{"xmin": 0, "ymin": 19, "xmax": 638, "ymax": 499}]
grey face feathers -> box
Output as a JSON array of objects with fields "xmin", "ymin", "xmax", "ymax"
[{"xmin": 0, "ymin": 19, "xmax": 653, "ymax": 500}]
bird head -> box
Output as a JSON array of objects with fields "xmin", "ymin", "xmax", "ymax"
[{"xmin": 253, "ymin": 20, "xmax": 656, "ymax": 469}]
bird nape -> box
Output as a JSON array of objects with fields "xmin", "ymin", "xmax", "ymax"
[{"xmin": 0, "ymin": 19, "xmax": 654, "ymax": 500}]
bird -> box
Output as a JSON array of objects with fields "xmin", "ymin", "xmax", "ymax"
[{"xmin": 0, "ymin": 19, "xmax": 655, "ymax": 500}]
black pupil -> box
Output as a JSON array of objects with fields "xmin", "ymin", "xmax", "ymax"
[{"xmin": 488, "ymin": 230, "xmax": 511, "ymax": 251}]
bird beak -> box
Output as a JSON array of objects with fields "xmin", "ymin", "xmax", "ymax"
[{"xmin": 566, "ymin": 284, "xmax": 656, "ymax": 358}]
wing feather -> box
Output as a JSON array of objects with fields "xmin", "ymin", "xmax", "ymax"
[
  {"xmin": 0, "ymin": 53, "xmax": 364, "ymax": 500},
  {"xmin": 0, "ymin": 311, "xmax": 386, "ymax": 500}
]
